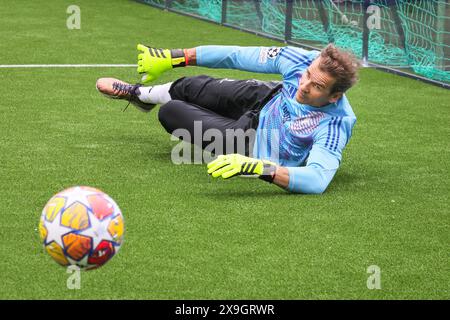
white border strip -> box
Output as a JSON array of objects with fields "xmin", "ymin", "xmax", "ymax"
[{"xmin": 0, "ymin": 64, "xmax": 137, "ymax": 68}]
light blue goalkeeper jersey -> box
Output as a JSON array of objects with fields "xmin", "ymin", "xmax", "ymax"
[{"xmin": 197, "ymin": 45, "xmax": 356, "ymax": 194}]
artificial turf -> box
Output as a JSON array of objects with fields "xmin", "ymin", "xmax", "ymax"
[{"xmin": 0, "ymin": 0, "xmax": 449, "ymax": 299}]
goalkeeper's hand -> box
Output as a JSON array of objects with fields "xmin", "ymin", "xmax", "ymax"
[
  {"xmin": 137, "ymin": 44, "xmax": 187, "ymax": 83},
  {"xmin": 207, "ymin": 154, "xmax": 277, "ymax": 182}
]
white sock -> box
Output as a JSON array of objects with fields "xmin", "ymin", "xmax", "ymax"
[{"xmin": 138, "ymin": 82, "xmax": 173, "ymax": 104}]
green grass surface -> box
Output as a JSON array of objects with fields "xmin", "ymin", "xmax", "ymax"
[{"xmin": 0, "ymin": 0, "xmax": 449, "ymax": 299}]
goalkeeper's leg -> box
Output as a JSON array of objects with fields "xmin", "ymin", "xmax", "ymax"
[
  {"xmin": 97, "ymin": 75, "xmax": 282, "ymax": 118},
  {"xmin": 96, "ymin": 77, "xmax": 172, "ymax": 112},
  {"xmin": 156, "ymin": 76, "xmax": 281, "ymax": 156},
  {"xmin": 158, "ymin": 100, "xmax": 258, "ymax": 156},
  {"xmin": 168, "ymin": 75, "xmax": 282, "ymax": 120}
]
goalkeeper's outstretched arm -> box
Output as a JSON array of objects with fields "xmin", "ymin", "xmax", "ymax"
[
  {"xmin": 206, "ymin": 154, "xmax": 333, "ymax": 195},
  {"xmin": 136, "ymin": 44, "xmax": 304, "ymax": 83},
  {"xmin": 207, "ymin": 118, "xmax": 351, "ymax": 195}
]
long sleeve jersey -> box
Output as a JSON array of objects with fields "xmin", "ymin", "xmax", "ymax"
[{"xmin": 197, "ymin": 45, "xmax": 356, "ymax": 194}]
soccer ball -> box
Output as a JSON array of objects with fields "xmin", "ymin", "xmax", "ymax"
[{"xmin": 39, "ymin": 186, "xmax": 125, "ymax": 270}]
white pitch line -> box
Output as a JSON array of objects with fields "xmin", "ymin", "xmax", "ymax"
[{"xmin": 0, "ymin": 64, "xmax": 137, "ymax": 68}]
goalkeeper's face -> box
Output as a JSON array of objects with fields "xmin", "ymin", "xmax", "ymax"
[{"xmin": 296, "ymin": 57, "xmax": 342, "ymax": 107}]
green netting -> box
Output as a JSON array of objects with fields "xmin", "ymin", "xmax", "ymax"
[
  {"xmin": 171, "ymin": 0, "xmax": 222, "ymax": 22},
  {"xmin": 140, "ymin": 0, "xmax": 449, "ymax": 83},
  {"xmin": 260, "ymin": 1, "xmax": 411, "ymax": 68},
  {"xmin": 140, "ymin": 0, "xmax": 166, "ymax": 7}
]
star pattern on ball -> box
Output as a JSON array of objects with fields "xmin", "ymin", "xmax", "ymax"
[
  {"xmin": 59, "ymin": 187, "xmax": 101, "ymax": 209},
  {"xmin": 66, "ymin": 255, "xmax": 97, "ymax": 270},
  {"xmin": 81, "ymin": 208, "xmax": 115, "ymax": 251},
  {"xmin": 43, "ymin": 211, "xmax": 73, "ymax": 247}
]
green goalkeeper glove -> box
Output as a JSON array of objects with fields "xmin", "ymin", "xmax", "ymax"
[
  {"xmin": 207, "ymin": 154, "xmax": 277, "ymax": 182},
  {"xmin": 137, "ymin": 44, "xmax": 187, "ymax": 83}
]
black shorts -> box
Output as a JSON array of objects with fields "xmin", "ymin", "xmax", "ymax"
[{"xmin": 158, "ymin": 75, "xmax": 282, "ymax": 155}]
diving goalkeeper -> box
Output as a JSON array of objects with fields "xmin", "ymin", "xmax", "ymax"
[{"xmin": 96, "ymin": 44, "xmax": 359, "ymax": 194}]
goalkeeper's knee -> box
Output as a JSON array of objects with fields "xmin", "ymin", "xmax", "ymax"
[{"xmin": 137, "ymin": 44, "xmax": 187, "ymax": 83}]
